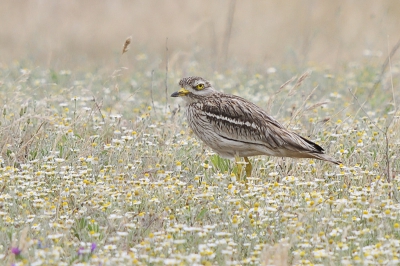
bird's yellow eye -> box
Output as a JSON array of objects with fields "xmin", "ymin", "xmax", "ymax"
[{"xmin": 196, "ymin": 84, "xmax": 205, "ymax": 90}]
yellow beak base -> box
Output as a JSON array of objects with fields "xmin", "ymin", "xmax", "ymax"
[{"xmin": 171, "ymin": 88, "xmax": 189, "ymax": 97}]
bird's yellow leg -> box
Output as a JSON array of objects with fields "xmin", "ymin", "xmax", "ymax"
[
  {"xmin": 235, "ymin": 156, "xmax": 243, "ymax": 180},
  {"xmin": 244, "ymin": 157, "xmax": 252, "ymax": 177}
]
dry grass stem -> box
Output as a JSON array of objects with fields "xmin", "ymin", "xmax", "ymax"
[
  {"xmin": 261, "ymin": 240, "xmax": 290, "ymax": 266},
  {"xmin": 122, "ymin": 36, "xmax": 132, "ymax": 54}
]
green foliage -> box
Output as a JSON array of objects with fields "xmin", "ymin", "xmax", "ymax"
[{"xmin": 210, "ymin": 154, "xmax": 231, "ymax": 173}]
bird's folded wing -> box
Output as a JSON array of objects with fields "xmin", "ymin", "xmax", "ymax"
[{"xmin": 200, "ymin": 95, "xmax": 323, "ymax": 153}]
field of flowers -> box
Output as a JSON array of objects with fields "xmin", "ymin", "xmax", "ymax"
[{"xmin": 0, "ymin": 59, "xmax": 399, "ymax": 265}]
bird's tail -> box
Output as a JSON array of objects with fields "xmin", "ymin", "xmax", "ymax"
[{"xmin": 311, "ymin": 153, "xmax": 341, "ymax": 165}]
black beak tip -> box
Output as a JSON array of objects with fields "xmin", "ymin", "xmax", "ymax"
[{"xmin": 171, "ymin": 92, "xmax": 179, "ymax": 97}]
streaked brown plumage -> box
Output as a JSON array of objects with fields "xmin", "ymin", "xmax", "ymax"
[{"xmin": 171, "ymin": 76, "xmax": 340, "ymax": 175}]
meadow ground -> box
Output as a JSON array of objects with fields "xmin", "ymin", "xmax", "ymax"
[{"xmin": 0, "ymin": 55, "xmax": 399, "ymax": 266}]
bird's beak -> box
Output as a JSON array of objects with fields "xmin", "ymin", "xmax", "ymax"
[{"xmin": 171, "ymin": 88, "xmax": 189, "ymax": 97}]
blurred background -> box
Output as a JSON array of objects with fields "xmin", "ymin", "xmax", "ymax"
[{"xmin": 1, "ymin": 0, "xmax": 399, "ymax": 71}]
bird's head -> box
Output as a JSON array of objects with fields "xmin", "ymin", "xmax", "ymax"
[{"xmin": 171, "ymin": 76, "xmax": 216, "ymax": 102}]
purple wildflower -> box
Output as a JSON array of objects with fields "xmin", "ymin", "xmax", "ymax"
[
  {"xmin": 77, "ymin": 246, "xmax": 84, "ymax": 255},
  {"xmin": 11, "ymin": 247, "xmax": 22, "ymax": 256},
  {"xmin": 91, "ymin": 242, "xmax": 97, "ymax": 253}
]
